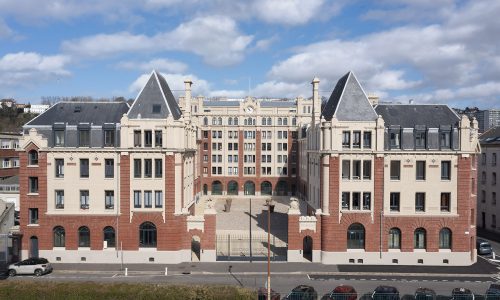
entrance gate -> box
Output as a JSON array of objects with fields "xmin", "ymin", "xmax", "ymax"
[{"xmin": 216, "ymin": 233, "xmax": 287, "ymax": 261}]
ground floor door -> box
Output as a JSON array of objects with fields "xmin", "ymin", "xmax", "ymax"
[
  {"xmin": 303, "ymin": 236, "xmax": 313, "ymax": 262},
  {"xmin": 191, "ymin": 236, "xmax": 201, "ymax": 262},
  {"xmin": 29, "ymin": 236, "xmax": 38, "ymax": 258}
]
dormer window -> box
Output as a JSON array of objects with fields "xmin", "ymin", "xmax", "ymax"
[
  {"xmin": 152, "ymin": 104, "xmax": 161, "ymax": 113},
  {"xmin": 414, "ymin": 126, "xmax": 427, "ymax": 149},
  {"xmin": 389, "ymin": 127, "xmax": 401, "ymax": 149},
  {"xmin": 439, "ymin": 126, "xmax": 451, "ymax": 149}
]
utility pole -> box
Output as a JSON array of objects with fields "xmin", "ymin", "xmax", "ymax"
[{"xmin": 267, "ymin": 199, "xmax": 271, "ymax": 299}]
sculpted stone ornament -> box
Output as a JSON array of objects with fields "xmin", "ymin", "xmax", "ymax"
[
  {"xmin": 290, "ymin": 197, "xmax": 299, "ymax": 210},
  {"xmin": 205, "ymin": 198, "xmax": 214, "ymax": 210}
]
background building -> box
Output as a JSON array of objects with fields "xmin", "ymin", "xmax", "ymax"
[{"xmin": 476, "ymin": 110, "xmax": 500, "ymax": 133}]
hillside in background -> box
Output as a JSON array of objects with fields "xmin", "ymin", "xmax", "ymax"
[{"xmin": 0, "ymin": 106, "xmax": 37, "ymax": 133}]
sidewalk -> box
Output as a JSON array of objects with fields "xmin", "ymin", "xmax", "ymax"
[{"xmin": 52, "ymin": 257, "xmax": 498, "ymax": 276}]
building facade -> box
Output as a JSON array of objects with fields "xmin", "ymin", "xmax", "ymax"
[
  {"xmin": 18, "ymin": 70, "xmax": 479, "ymax": 265},
  {"xmin": 476, "ymin": 110, "xmax": 500, "ymax": 133}
]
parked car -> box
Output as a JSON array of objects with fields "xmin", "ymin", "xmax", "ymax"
[
  {"xmin": 415, "ymin": 288, "xmax": 436, "ymax": 300},
  {"xmin": 485, "ymin": 284, "xmax": 500, "ymax": 300},
  {"xmin": 285, "ymin": 285, "xmax": 318, "ymax": 300},
  {"xmin": 451, "ymin": 287, "xmax": 474, "ymax": 300},
  {"xmin": 372, "ymin": 285, "xmax": 399, "ymax": 300},
  {"xmin": 257, "ymin": 287, "xmax": 280, "ymax": 300},
  {"xmin": 8, "ymin": 257, "xmax": 52, "ymax": 277},
  {"xmin": 323, "ymin": 285, "xmax": 357, "ymax": 300},
  {"xmin": 477, "ymin": 239, "xmax": 493, "ymax": 255}
]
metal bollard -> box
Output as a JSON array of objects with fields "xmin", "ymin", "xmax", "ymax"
[
  {"xmin": 125, "ymin": 268, "xmax": 128, "ymax": 276},
  {"xmin": 493, "ymin": 252, "xmax": 496, "ymax": 260},
  {"xmin": 165, "ymin": 267, "xmax": 168, "ymax": 276}
]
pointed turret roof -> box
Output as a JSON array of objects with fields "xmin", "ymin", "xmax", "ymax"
[
  {"xmin": 127, "ymin": 70, "xmax": 182, "ymax": 120},
  {"xmin": 322, "ymin": 71, "xmax": 378, "ymax": 121}
]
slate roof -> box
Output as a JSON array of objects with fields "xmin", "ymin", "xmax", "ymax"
[
  {"xmin": 322, "ymin": 71, "xmax": 378, "ymax": 121},
  {"xmin": 260, "ymin": 101, "xmax": 296, "ymax": 108},
  {"xmin": 480, "ymin": 126, "xmax": 500, "ymax": 145},
  {"xmin": 375, "ymin": 104, "xmax": 460, "ymax": 128},
  {"xmin": 127, "ymin": 70, "xmax": 182, "ymax": 120},
  {"xmin": 204, "ymin": 101, "xmax": 241, "ymax": 107},
  {"xmin": 26, "ymin": 102, "xmax": 129, "ymax": 126},
  {"xmin": 0, "ymin": 175, "xmax": 18, "ymax": 185}
]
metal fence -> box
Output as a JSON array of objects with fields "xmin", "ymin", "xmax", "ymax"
[{"xmin": 216, "ymin": 233, "xmax": 287, "ymax": 261}]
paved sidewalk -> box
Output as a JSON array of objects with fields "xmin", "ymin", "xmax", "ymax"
[{"xmin": 52, "ymin": 257, "xmax": 498, "ymax": 276}]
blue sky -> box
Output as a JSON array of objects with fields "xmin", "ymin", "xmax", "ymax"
[{"xmin": 0, "ymin": 0, "xmax": 499, "ymax": 108}]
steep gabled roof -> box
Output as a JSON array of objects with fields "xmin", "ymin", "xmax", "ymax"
[
  {"xmin": 127, "ymin": 70, "xmax": 182, "ymax": 120},
  {"xmin": 480, "ymin": 126, "xmax": 500, "ymax": 145},
  {"xmin": 322, "ymin": 71, "xmax": 378, "ymax": 121},
  {"xmin": 374, "ymin": 104, "xmax": 460, "ymax": 128},
  {"xmin": 26, "ymin": 102, "xmax": 129, "ymax": 126}
]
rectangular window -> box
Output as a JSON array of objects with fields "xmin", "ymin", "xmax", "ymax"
[
  {"xmin": 203, "ymin": 143, "xmax": 208, "ymax": 150},
  {"xmin": 493, "ymin": 192, "xmax": 497, "ymax": 205},
  {"xmin": 134, "ymin": 191, "xmax": 141, "ymax": 208},
  {"xmin": 155, "ymin": 191, "xmax": 163, "ymax": 208},
  {"xmin": 390, "ymin": 129, "xmax": 401, "ymax": 149},
  {"xmin": 416, "ymin": 161, "xmax": 426, "ymax": 180},
  {"xmin": 363, "ymin": 131, "xmax": 371, "ymax": 148},
  {"xmin": 134, "ymin": 159, "xmax": 141, "ymax": 178},
  {"xmin": 80, "ymin": 190, "xmax": 89, "ymax": 209},
  {"xmin": 55, "ymin": 190, "xmax": 64, "ymax": 209},
  {"xmin": 493, "ymin": 153, "xmax": 497, "ymax": 166},
  {"xmin": 390, "ymin": 192, "xmax": 400, "ymax": 212},
  {"xmin": 29, "ymin": 177, "xmax": 38, "ymax": 193},
  {"xmin": 144, "ymin": 130, "xmax": 152, "ymax": 147},
  {"xmin": 352, "ymin": 160, "xmax": 361, "ymax": 179},
  {"xmin": 415, "ymin": 131, "xmax": 426, "ymax": 149},
  {"xmin": 390, "ymin": 161, "xmax": 400, "ymax": 180},
  {"xmin": 104, "ymin": 159, "xmax": 114, "ymax": 178},
  {"xmin": 342, "ymin": 131, "xmax": 350, "ymax": 148},
  {"xmin": 144, "ymin": 191, "xmax": 152, "ymax": 208},
  {"xmin": 144, "ymin": 159, "xmax": 152, "ymax": 178},
  {"xmin": 152, "ymin": 104, "xmax": 161, "ymax": 113},
  {"xmin": 155, "ymin": 159, "xmax": 162, "ymax": 178},
  {"xmin": 29, "ymin": 208, "xmax": 38, "ymax": 224},
  {"xmin": 441, "ymin": 161, "xmax": 451, "ymax": 180},
  {"xmin": 55, "ymin": 159, "xmax": 64, "ymax": 178},
  {"xmin": 363, "ymin": 192, "xmax": 371, "ymax": 210},
  {"xmin": 342, "ymin": 192, "xmax": 350, "ymax": 210},
  {"xmin": 134, "ymin": 131, "xmax": 141, "ymax": 147},
  {"xmin": 440, "ymin": 131, "xmax": 451, "ymax": 148},
  {"xmin": 54, "ymin": 130, "xmax": 65, "ymax": 146},
  {"xmin": 105, "ymin": 191, "xmax": 114, "ymax": 209},
  {"xmin": 104, "ymin": 129, "xmax": 115, "ymax": 147},
  {"xmin": 78, "ymin": 129, "xmax": 90, "ymax": 147},
  {"xmin": 415, "ymin": 193, "xmax": 425, "ymax": 212},
  {"xmin": 342, "ymin": 160, "xmax": 350, "ymax": 179},
  {"xmin": 80, "ymin": 159, "xmax": 89, "ymax": 178},
  {"xmin": 440, "ymin": 193, "xmax": 451, "ymax": 212},
  {"xmin": 363, "ymin": 160, "xmax": 371, "ymax": 180},
  {"xmin": 352, "ymin": 192, "xmax": 361, "ymax": 210},
  {"xmin": 154, "ymin": 130, "xmax": 162, "ymax": 147},
  {"xmin": 493, "ymin": 215, "xmax": 497, "ymax": 229},
  {"xmin": 353, "ymin": 131, "xmax": 361, "ymax": 148}
]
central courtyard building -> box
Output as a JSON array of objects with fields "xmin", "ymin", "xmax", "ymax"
[{"xmin": 18, "ymin": 70, "xmax": 479, "ymax": 265}]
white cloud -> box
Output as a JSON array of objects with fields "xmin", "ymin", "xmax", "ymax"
[
  {"xmin": 117, "ymin": 58, "xmax": 188, "ymax": 73},
  {"xmin": 251, "ymin": 0, "xmax": 325, "ymax": 26},
  {"xmin": 252, "ymin": 80, "xmax": 309, "ymax": 98},
  {"xmin": 129, "ymin": 72, "xmax": 210, "ymax": 97},
  {"xmin": 0, "ymin": 52, "xmax": 70, "ymax": 87},
  {"xmin": 62, "ymin": 16, "xmax": 253, "ymax": 66}
]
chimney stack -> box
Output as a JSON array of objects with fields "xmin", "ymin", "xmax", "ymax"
[
  {"xmin": 184, "ymin": 79, "xmax": 193, "ymax": 119},
  {"xmin": 311, "ymin": 77, "xmax": 320, "ymax": 125}
]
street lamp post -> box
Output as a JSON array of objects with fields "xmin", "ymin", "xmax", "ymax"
[{"xmin": 266, "ymin": 198, "xmax": 271, "ymax": 300}]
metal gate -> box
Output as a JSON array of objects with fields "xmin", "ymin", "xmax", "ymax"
[{"xmin": 216, "ymin": 232, "xmax": 287, "ymax": 261}]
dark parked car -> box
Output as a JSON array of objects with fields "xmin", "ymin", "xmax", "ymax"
[
  {"xmin": 8, "ymin": 257, "xmax": 52, "ymax": 277},
  {"xmin": 323, "ymin": 285, "xmax": 357, "ymax": 300},
  {"xmin": 285, "ymin": 285, "xmax": 318, "ymax": 300},
  {"xmin": 477, "ymin": 239, "xmax": 493, "ymax": 255},
  {"xmin": 257, "ymin": 287, "xmax": 280, "ymax": 300},
  {"xmin": 485, "ymin": 284, "xmax": 500, "ymax": 300},
  {"xmin": 372, "ymin": 285, "xmax": 399, "ymax": 300},
  {"xmin": 415, "ymin": 288, "xmax": 436, "ymax": 300},
  {"xmin": 451, "ymin": 288, "xmax": 474, "ymax": 300}
]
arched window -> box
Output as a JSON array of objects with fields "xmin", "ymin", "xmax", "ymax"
[
  {"xmin": 261, "ymin": 181, "xmax": 272, "ymax": 196},
  {"xmin": 212, "ymin": 181, "xmax": 223, "ymax": 195},
  {"xmin": 234, "ymin": 117, "xmax": 239, "ymax": 125},
  {"xmin": 28, "ymin": 150, "xmax": 38, "ymax": 165},
  {"xmin": 247, "ymin": 117, "xmax": 252, "ymax": 126},
  {"xmin": 218, "ymin": 117, "xmax": 222, "ymax": 125},
  {"xmin": 203, "ymin": 117, "xmax": 208, "ymax": 126},
  {"xmin": 388, "ymin": 228, "xmax": 401, "ymax": 249},
  {"xmin": 252, "ymin": 118, "xmax": 256, "ymax": 125},
  {"xmin": 103, "ymin": 226, "xmax": 115, "ymax": 248},
  {"xmin": 228, "ymin": 117, "xmax": 233, "ymax": 125},
  {"xmin": 283, "ymin": 118, "xmax": 288, "ymax": 126},
  {"xmin": 78, "ymin": 226, "xmax": 90, "ymax": 248},
  {"xmin": 278, "ymin": 118, "xmax": 282, "ymax": 125},
  {"xmin": 347, "ymin": 223, "xmax": 365, "ymax": 249},
  {"xmin": 267, "ymin": 117, "xmax": 272, "ymax": 125},
  {"xmin": 439, "ymin": 228, "xmax": 452, "ymax": 249},
  {"xmin": 227, "ymin": 181, "xmax": 238, "ymax": 195},
  {"xmin": 262, "ymin": 118, "xmax": 266, "ymax": 126},
  {"xmin": 203, "ymin": 184, "xmax": 208, "ymax": 195},
  {"xmin": 53, "ymin": 226, "xmax": 65, "ymax": 247},
  {"xmin": 139, "ymin": 222, "xmax": 157, "ymax": 248},
  {"xmin": 292, "ymin": 117, "xmax": 297, "ymax": 126},
  {"xmin": 414, "ymin": 228, "xmax": 426, "ymax": 249},
  {"xmin": 244, "ymin": 119, "xmax": 248, "ymax": 126},
  {"xmin": 276, "ymin": 181, "xmax": 288, "ymax": 196},
  {"xmin": 244, "ymin": 181, "xmax": 255, "ymax": 195}
]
